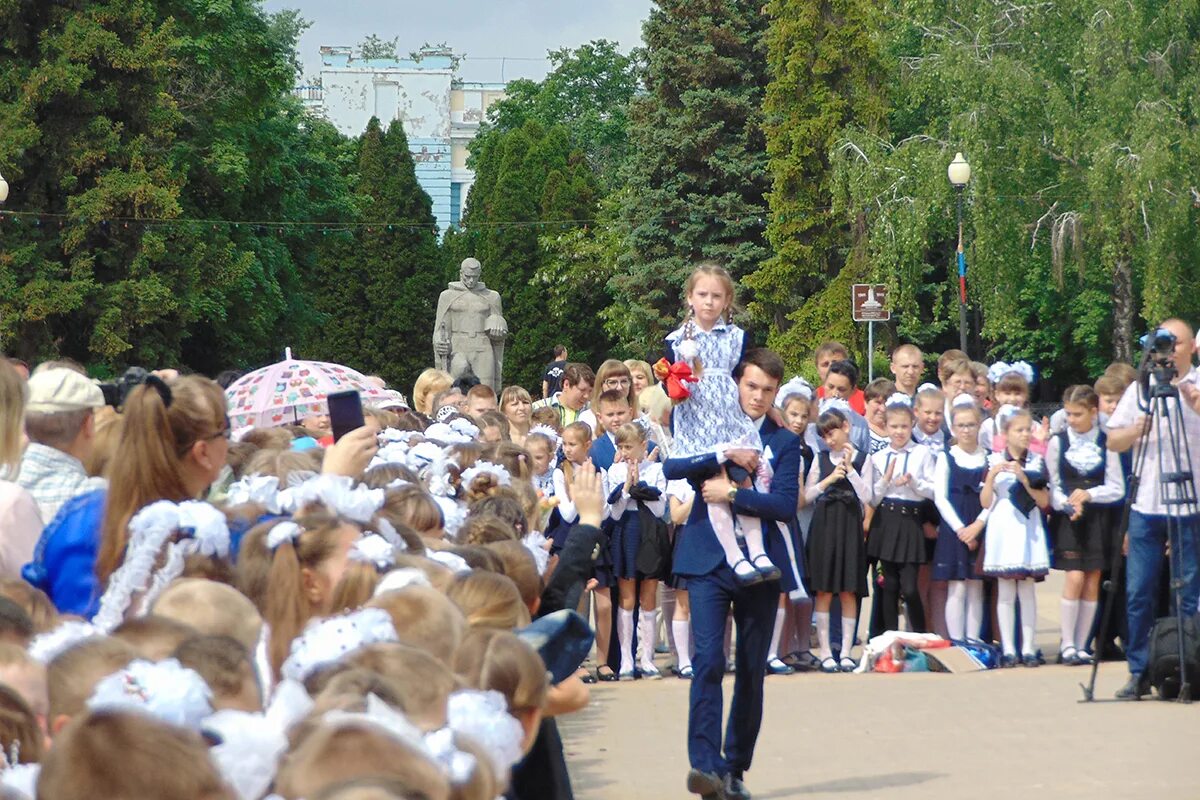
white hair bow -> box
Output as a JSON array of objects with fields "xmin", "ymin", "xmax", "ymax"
[
  {"xmin": 28, "ymin": 620, "xmax": 103, "ymax": 664},
  {"xmin": 278, "ymin": 474, "xmax": 386, "ymax": 523},
  {"xmin": 266, "ymin": 521, "xmax": 302, "ymax": 551},
  {"xmin": 952, "ymin": 393, "xmax": 977, "ymax": 408},
  {"xmin": 461, "ymin": 461, "xmax": 512, "ymax": 488},
  {"xmin": 885, "ymin": 393, "xmax": 913, "ymax": 409},
  {"xmin": 775, "ymin": 376, "xmax": 814, "ymax": 409},
  {"xmin": 987, "ymin": 360, "xmax": 1035, "ymax": 385},
  {"xmin": 88, "ymin": 658, "xmax": 214, "ymax": 731},
  {"xmin": 92, "ymin": 500, "xmax": 231, "ymax": 633},
  {"xmin": 226, "ymin": 475, "xmax": 282, "ymax": 513},
  {"xmin": 349, "ymin": 534, "xmax": 397, "ymax": 571},
  {"xmin": 818, "ymin": 397, "xmax": 851, "ymax": 415},
  {"xmin": 280, "ymin": 607, "xmax": 399, "ymax": 682}
]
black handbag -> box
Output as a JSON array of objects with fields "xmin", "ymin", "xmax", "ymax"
[{"xmin": 629, "ymin": 483, "xmax": 670, "ymax": 578}]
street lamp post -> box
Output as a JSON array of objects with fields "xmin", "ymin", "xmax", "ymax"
[{"xmin": 948, "ymin": 152, "xmax": 971, "ymax": 355}]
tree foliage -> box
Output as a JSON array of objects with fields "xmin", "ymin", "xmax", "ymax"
[{"xmin": 610, "ymin": 0, "xmax": 772, "ymax": 360}]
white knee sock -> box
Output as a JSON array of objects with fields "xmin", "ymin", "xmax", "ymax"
[
  {"xmin": 768, "ymin": 608, "xmax": 785, "ymax": 661},
  {"xmin": 618, "ymin": 609, "xmax": 634, "ymax": 673},
  {"xmin": 841, "ymin": 616, "xmax": 857, "ymax": 659},
  {"xmin": 708, "ymin": 503, "xmax": 748, "ymax": 569},
  {"xmin": 965, "ymin": 581, "xmax": 984, "ymax": 640},
  {"xmin": 997, "ymin": 579, "xmax": 1017, "ymax": 656},
  {"xmin": 1060, "ymin": 598, "xmax": 1080, "ymax": 651},
  {"xmin": 673, "ymin": 619, "xmax": 692, "ymax": 670},
  {"xmin": 814, "ymin": 611, "xmax": 832, "ymax": 659},
  {"xmin": 1076, "ymin": 600, "xmax": 1098, "ymax": 651},
  {"xmin": 638, "ymin": 609, "xmax": 658, "ymax": 670},
  {"xmin": 1017, "ymin": 580, "xmax": 1038, "ymax": 657},
  {"xmin": 946, "ymin": 581, "xmax": 967, "ymax": 641},
  {"xmin": 739, "ymin": 516, "xmax": 771, "ymax": 561}
]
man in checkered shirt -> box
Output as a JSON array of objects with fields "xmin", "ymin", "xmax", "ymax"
[{"xmin": 16, "ymin": 368, "xmax": 107, "ymax": 525}]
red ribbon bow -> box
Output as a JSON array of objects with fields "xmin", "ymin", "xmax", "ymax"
[{"xmin": 653, "ymin": 358, "xmax": 698, "ymax": 402}]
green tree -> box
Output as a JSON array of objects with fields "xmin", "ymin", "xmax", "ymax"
[
  {"xmin": 748, "ymin": 0, "xmax": 887, "ymax": 370},
  {"xmin": 472, "ymin": 40, "xmax": 639, "ymax": 190},
  {"xmin": 610, "ymin": 0, "xmax": 771, "ymax": 359}
]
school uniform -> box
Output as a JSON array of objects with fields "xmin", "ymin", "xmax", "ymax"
[
  {"xmin": 981, "ymin": 452, "xmax": 1050, "ymax": 579},
  {"xmin": 932, "ymin": 446, "xmax": 990, "ymax": 581},
  {"xmin": 1045, "ymin": 428, "xmax": 1124, "ymax": 571},
  {"xmin": 868, "ymin": 442, "xmax": 935, "ymax": 632},
  {"xmin": 805, "ymin": 447, "xmax": 874, "ymax": 597},
  {"xmin": 604, "ymin": 460, "xmax": 667, "ymax": 580},
  {"xmin": 589, "ymin": 430, "xmax": 658, "ymax": 473}
]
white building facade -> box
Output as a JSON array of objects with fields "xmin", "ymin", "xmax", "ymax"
[{"xmin": 296, "ymin": 46, "xmax": 506, "ymax": 232}]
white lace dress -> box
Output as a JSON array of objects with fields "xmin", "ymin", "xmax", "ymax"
[{"xmin": 664, "ymin": 321, "xmax": 761, "ymax": 458}]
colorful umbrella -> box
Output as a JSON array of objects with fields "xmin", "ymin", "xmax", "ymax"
[{"xmin": 225, "ymin": 348, "xmax": 399, "ymax": 431}]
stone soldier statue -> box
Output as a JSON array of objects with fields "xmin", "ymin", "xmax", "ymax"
[{"xmin": 433, "ymin": 258, "xmax": 508, "ymax": 392}]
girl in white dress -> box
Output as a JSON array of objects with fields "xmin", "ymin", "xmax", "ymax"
[
  {"xmin": 664, "ymin": 264, "xmax": 777, "ymax": 586},
  {"xmin": 981, "ymin": 405, "xmax": 1051, "ymax": 667}
]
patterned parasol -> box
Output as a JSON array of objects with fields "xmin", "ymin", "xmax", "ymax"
[{"xmin": 225, "ymin": 348, "xmax": 396, "ymax": 431}]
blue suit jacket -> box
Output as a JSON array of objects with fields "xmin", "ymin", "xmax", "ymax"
[{"xmin": 665, "ymin": 418, "xmax": 801, "ymax": 579}]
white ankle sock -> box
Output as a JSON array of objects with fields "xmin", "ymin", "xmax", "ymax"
[
  {"xmin": 638, "ymin": 610, "xmax": 658, "ymax": 670},
  {"xmin": 617, "ymin": 609, "xmax": 634, "ymax": 673},
  {"xmin": 841, "ymin": 616, "xmax": 857, "ymax": 659},
  {"xmin": 673, "ymin": 620, "xmax": 692, "ymax": 670},
  {"xmin": 1060, "ymin": 598, "xmax": 1080, "ymax": 651},
  {"xmin": 814, "ymin": 611, "xmax": 832, "ymax": 659},
  {"xmin": 768, "ymin": 608, "xmax": 785, "ymax": 661},
  {"xmin": 1076, "ymin": 600, "xmax": 1098, "ymax": 651}
]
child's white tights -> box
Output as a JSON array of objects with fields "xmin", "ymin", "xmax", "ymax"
[
  {"xmin": 996, "ymin": 578, "xmax": 1037, "ymax": 657},
  {"xmin": 945, "ymin": 580, "xmax": 984, "ymax": 640}
]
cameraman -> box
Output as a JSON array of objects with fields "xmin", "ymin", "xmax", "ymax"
[{"xmin": 1106, "ymin": 318, "xmax": 1200, "ymax": 699}]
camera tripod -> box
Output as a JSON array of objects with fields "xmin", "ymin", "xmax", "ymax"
[{"xmin": 1081, "ymin": 353, "xmax": 1198, "ymax": 703}]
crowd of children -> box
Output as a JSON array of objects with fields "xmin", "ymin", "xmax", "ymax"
[{"xmin": 0, "ymin": 257, "xmax": 1166, "ymax": 799}]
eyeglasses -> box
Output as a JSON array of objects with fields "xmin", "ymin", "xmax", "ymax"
[{"xmin": 207, "ymin": 416, "xmax": 232, "ymax": 441}]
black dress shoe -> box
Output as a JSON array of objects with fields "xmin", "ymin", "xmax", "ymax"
[
  {"xmin": 724, "ymin": 773, "xmax": 752, "ymax": 800},
  {"xmin": 686, "ymin": 768, "xmax": 727, "ymax": 799},
  {"xmin": 1115, "ymin": 672, "xmax": 1151, "ymax": 700}
]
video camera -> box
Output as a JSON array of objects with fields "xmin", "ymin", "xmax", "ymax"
[
  {"xmin": 1137, "ymin": 328, "xmax": 1180, "ymax": 406},
  {"xmin": 96, "ymin": 366, "xmax": 150, "ymax": 408}
]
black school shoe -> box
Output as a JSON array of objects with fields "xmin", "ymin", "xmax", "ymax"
[
  {"xmin": 1115, "ymin": 672, "xmax": 1151, "ymax": 700},
  {"xmin": 724, "ymin": 773, "xmax": 753, "ymax": 800}
]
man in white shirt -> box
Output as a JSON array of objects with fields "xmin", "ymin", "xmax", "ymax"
[{"xmin": 1106, "ymin": 318, "xmax": 1200, "ymax": 699}]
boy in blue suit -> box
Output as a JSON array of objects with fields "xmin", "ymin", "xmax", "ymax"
[{"xmin": 665, "ymin": 348, "xmax": 800, "ymax": 800}]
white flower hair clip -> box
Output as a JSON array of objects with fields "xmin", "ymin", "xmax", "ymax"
[
  {"xmin": 521, "ymin": 531, "xmax": 552, "ymax": 577},
  {"xmin": 225, "ymin": 475, "xmax": 282, "ymax": 513},
  {"xmin": 987, "ymin": 360, "xmax": 1035, "ymax": 385},
  {"xmin": 448, "ymin": 417, "xmax": 481, "ymax": 440},
  {"xmin": 266, "ymin": 521, "xmax": 303, "ymax": 551},
  {"xmin": 818, "ymin": 397, "xmax": 851, "ymax": 416},
  {"xmin": 87, "ymin": 658, "xmax": 213, "ymax": 731},
  {"xmin": 202, "ymin": 679, "xmax": 313, "ymax": 800},
  {"xmin": 445, "ymin": 689, "xmax": 526, "ymax": 777},
  {"xmin": 775, "ymin": 376, "xmax": 814, "ymax": 408},
  {"xmin": 427, "ymin": 550, "xmax": 472, "ymax": 575},
  {"xmin": 528, "ymin": 424, "xmax": 561, "ymax": 448},
  {"xmin": 279, "ymin": 474, "xmax": 386, "ymax": 523},
  {"xmin": 403, "ymin": 441, "xmax": 458, "ymax": 498},
  {"xmin": 28, "ymin": 620, "xmax": 103, "ymax": 664},
  {"xmin": 434, "ymin": 495, "xmax": 468, "ymax": 540},
  {"xmin": 995, "ymin": 403, "xmax": 1021, "ymax": 430},
  {"xmin": 280, "ymin": 607, "xmax": 399, "ymax": 682},
  {"xmin": 373, "ymin": 568, "xmax": 433, "ymax": 597},
  {"xmin": 92, "ymin": 500, "xmax": 230, "ymax": 633},
  {"xmin": 424, "ymin": 422, "xmax": 474, "ymax": 445},
  {"xmin": 884, "ymin": 393, "xmax": 913, "ymax": 409},
  {"xmin": 349, "ymin": 534, "xmax": 397, "ymax": 571},
  {"xmin": 461, "ymin": 461, "xmax": 512, "ymax": 488},
  {"xmin": 952, "ymin": 393, "xmax": 977, "ymax": 408}
]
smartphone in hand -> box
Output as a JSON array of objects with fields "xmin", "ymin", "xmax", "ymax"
[{"xmin": 327, "ymin": 390, "xmax": 365, "ymax": 442}]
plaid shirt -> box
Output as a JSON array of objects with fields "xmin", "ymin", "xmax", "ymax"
[
  {"xmin": 531, "ymin": 393, "xmax": 587, "ymax": 428},
  {"xmin": 16, "ymin": 444, "xmax": 107, "ymax": 525}
]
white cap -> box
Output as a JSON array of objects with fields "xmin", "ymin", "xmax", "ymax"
[{"xmin": 25, "ymin": 368, "xmax": 104, "ymax": 413}]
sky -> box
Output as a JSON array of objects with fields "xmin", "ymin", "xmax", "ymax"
[{"xmin": 261, "ymin": 0, "xmax": 654, "ymax": 84}]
